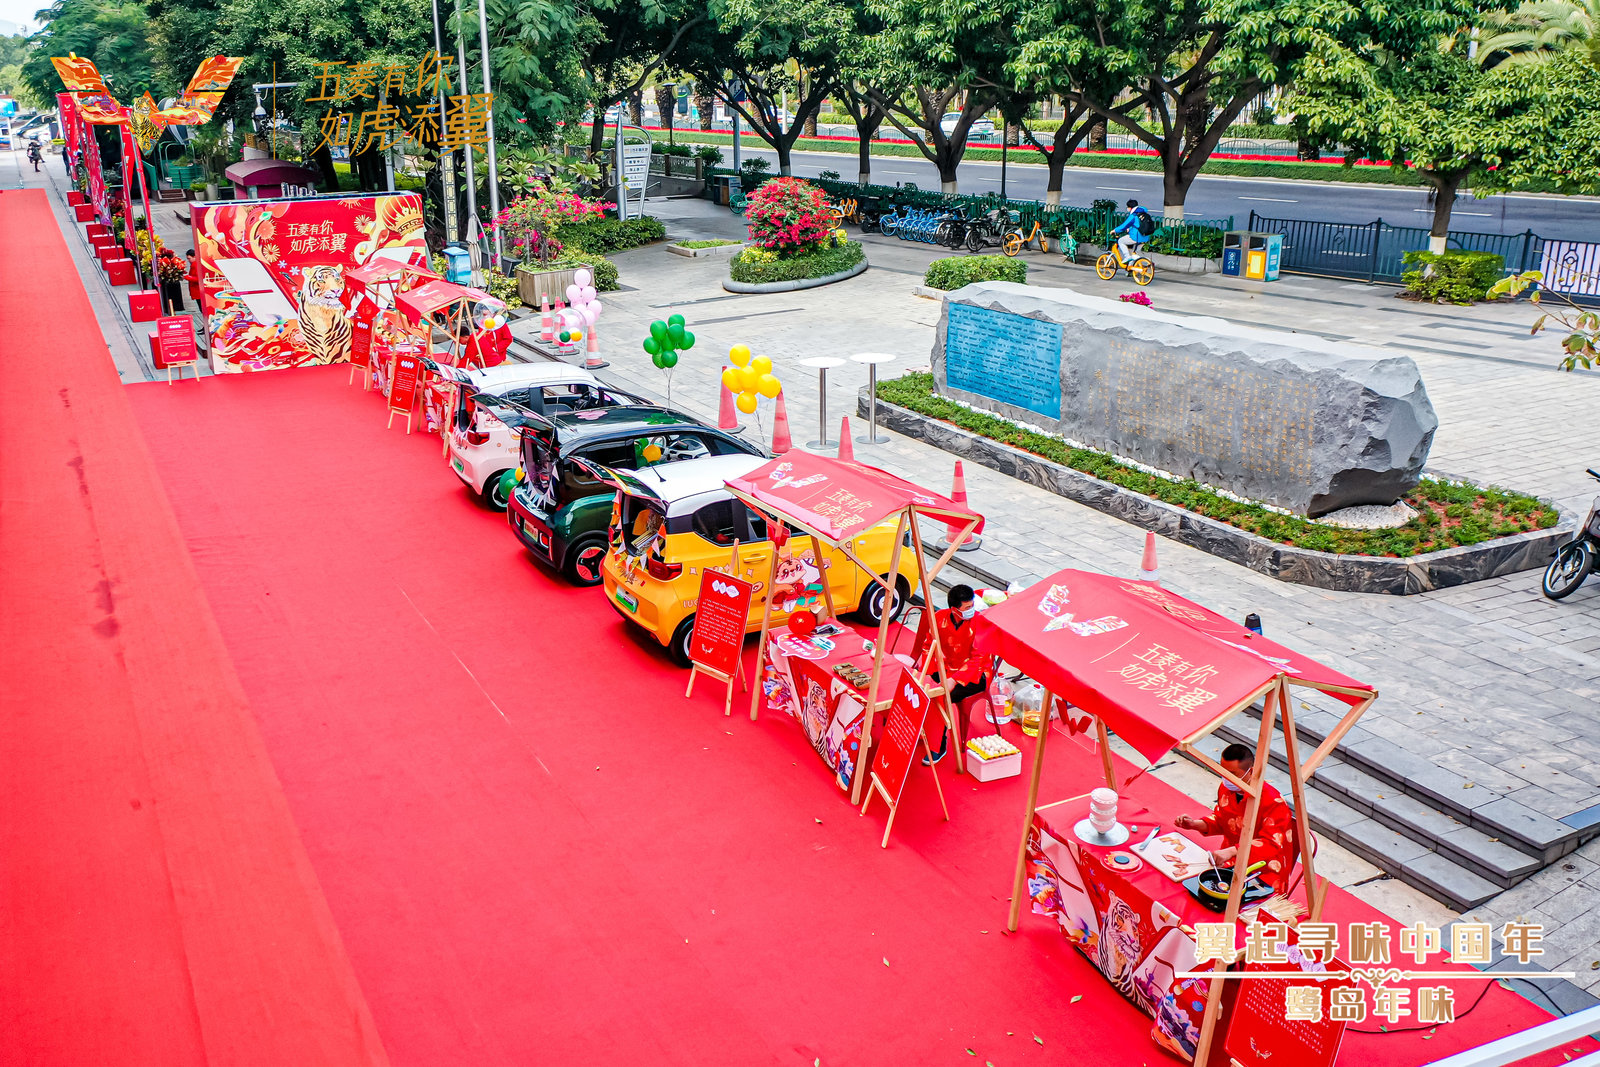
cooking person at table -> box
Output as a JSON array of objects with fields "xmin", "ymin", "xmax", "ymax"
[
  {"xmin": 910, "ymin": 584, "xmax": 989, "ymax": 765},
  {"xmin": 1173, "ymin": 743, "xmax": 1296, "ymax": 892}
]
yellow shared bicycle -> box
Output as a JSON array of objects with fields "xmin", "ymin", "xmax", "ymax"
[{"xmin": 1094, "ymin": 241, "xmax": 1156, "ymax": 286}]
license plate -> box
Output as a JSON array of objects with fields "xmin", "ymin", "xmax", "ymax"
[
  {"xmin": 615, "ymin": 588, "xmax": 638, "ymax": 613},
  {"xmin": 451, "ymin": 457, "xmax": 465, "ymax": 475}
]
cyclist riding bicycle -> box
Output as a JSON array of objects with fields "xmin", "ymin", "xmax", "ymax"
[{"xmin": 1110, "ymin": 199, "xmax": 1155, "ymax": 264}]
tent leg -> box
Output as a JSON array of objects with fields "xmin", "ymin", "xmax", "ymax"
[
  {"xmin": 1279, "ymin": 680, "xmax": 1325, "ymax": 920},
  {"xmin": 1006, "ymin": 687, "xmax": 1052, "ymax": 932},
  {"xmin": 908, "ymin": 511, "xmax": 963, "ymax": 775},
  {"xmin": 747, "ymin": 546, "xmax": 781, "ymax": 721},
  {"xmin": 855, "ymin": 512, "xmax": 908, "ymax": 806},
  {"xmin": 1193, "ymin": 687, "xmax": 1279, "ymax": 1066},
  {"xmin": 1094, "ymin": 715, "xmax": 1116, "ymax": 791}
]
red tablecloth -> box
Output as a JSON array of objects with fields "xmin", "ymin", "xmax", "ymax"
[{"xmin": 762, "ymin": 625, "xmax": 906, "ymax": 795}]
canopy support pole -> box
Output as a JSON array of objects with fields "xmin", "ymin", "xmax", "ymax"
[
  {"xmin": 808, "ymin": 532, "xmax": 839, "ymax": 621},
  {"xmin": 907, "ymin": 510, "xmax": 963, "ymax": 773},
  {"xmin": 1193, "ymin": 684, "xmax": 1280, "ymax": 1067},
  {"xmin": 1006, "ymin": 687, "xmax": 1052, "ymax": 933},
  {"xmin": 1094, "ymin": 715, "xmax": 1116, "ymax": 791},
  {"xmin": 1299, "ymin": 692, "xmax": 1377, "ymax": 780},
  {"xmin": 1278, "ymin": 678, "xmax": 1326, "ymax": 920},
  {"xmin": 853, "ymin": 511, "xmax": 908, "ymax": 807},
  {"xmin": 747, "ymin": 545, "xmax": 783, "ymax": 721}
]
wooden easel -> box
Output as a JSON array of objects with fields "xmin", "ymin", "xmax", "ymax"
[
  {"xmin": 685, "ymin": 543, "xmax": 750, "ymax": 717},
  {"xmin": 860, "ymin": 719, "xmax": 950, "ymax": 848},
  {"xmin": 385, "ymin": 355, "xmax": 416, "ymax": 434},
  {"xmin": 165, "ymin": 358, "xmax": 199, "ymax": 384}
]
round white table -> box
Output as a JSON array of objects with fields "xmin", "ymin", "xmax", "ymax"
[
  {"xmin": 798, "ymin": 355, "xmax": 847, "ymax": 451},
  {"xmin": 849, "ymin": 352, "xmax": 899, "ymax": 444}
]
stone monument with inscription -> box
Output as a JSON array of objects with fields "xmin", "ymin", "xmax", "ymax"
[{"xmin": 933, "ymin": 283, "xmax": 1437, "ymax": 517}]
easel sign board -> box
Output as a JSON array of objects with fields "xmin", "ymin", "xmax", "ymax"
[
  {"xmin": 873, "ymin": 673, "xmax": 935, "ymax": 806},
  {"xmin": 689, "ymin": 569, "xmax": 753, "ymax": 679},
  {"xmin": 1223, "ymin": 960, "xmax": 1349, "ymax": 1067},
  {"xmin": 154, "ymin": 316, "xmax": 197, "ymax": 367},
  {"xmin": 387, "ymin": 353, "xmax": 422, "ymax": 432}
]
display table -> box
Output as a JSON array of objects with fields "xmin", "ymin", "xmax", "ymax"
[
  {"xmin": 762, "ymin": 623, "xmax": 908, "ymax": 795},
  {"xmin": 1027, "ymin": 811, "xmax": 1247, "ymax": 1060}
]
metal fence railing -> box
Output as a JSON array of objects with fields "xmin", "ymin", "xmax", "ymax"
[{"xmin": 1246, "ymin": 212, "xmax": 1598, "ymax": 304}]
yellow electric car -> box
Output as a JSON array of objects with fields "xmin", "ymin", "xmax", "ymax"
[{"xmin": 598, "ymin": 454, "xmax": 920, "ymax": 666}]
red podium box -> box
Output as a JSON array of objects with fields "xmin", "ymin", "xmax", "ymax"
[
  {"xmin": 106, "ymin": 258, "xmax": 135, "ymax": 286},
  {"xmin": 85, "ymin": 222, "xmax": 108, "ymax": 240},
  {"xmin": 73, "ymin": 203, "xmax": 95, "ymax": 222},
  {"xmin": 128, "ymin": 291, "xmax": 161, "ymax": 322},
  {"xmin": 67, "ymin": 191, "xmax": 85, "ymax": 206}
]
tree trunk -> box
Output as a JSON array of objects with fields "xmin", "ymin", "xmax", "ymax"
[
  {"xmin": 1428, "ymin": 171, "xmax": 1461, "ymax": 254},
  {"xmin": 589, "ymin": 112, "xmax": 609, "ymax": 161},
  {"xmin": 855, "ymin": 111, "xmax": 881, "ymax": 186},
  {"xmin": 1089, "ymin": 122, "xmax": 1106, "ymax": 150},
  {"xmin": 1005, "ymin": 123, "xmax": 1020, "ymax": 147},
  {"xmin": 938, "ymin": 147, "xmax": 959, "ymax": 193},
  {"xmin": 696, "ymin": 89, "xmax": 713, "ymax": 130},
  {"xmin": 654, "ymin": 85, "xmax": 675, "ymax": 141},
  {"xmin": 1161, "ymin": 146, "xmax": 1188, "ymax": 221},
  {"xmin": 308, "ymin": 143, "xmax": 338, "ymax": 192},
  {"xmin": 629, "ymin": 91, "xmax": 643, "ymax": 127},
  {"xmin": 802, "ymin": 72, "xmax": 818, "ymax": 137}
]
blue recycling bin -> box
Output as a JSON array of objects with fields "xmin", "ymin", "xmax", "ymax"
[
  {"xmin": 441, "ymin": 244, "xmax": 472, "ymax": 285},
  {"xmin": 1222, "ymin": 231, "xmax": 1246, "ymax": 277}
]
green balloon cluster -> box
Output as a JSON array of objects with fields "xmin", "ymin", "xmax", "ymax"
[{"xmin": 642, "ymin": 313, "xmax": 695, "ymax": 369}]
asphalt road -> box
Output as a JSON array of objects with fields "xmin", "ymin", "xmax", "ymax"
[{"xmin": 729, "ymin": 145, "xmax": 1600, "ymax": 242}]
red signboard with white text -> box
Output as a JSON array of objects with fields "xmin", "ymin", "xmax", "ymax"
[
  {"xmin": 873, "ymin": 672, "xmax": 935, "ymax": 805},
  {"xmin": 690, "ymin": 568, "xmax": 754, "ymax": 678},
  {"xmin": 154, "ymin": 316, "xmax": 197, "ymax": 368},
  {"xmin": 389, "ymin": 353, "xmax": 422, "ymax": 417}
]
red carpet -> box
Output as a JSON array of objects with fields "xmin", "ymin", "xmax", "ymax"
[
  {"xmin": 116, "ymin": 362, "xmax": 1588, "ymax": 1067},
  {"xmin": 0, "ymin": 190, "xmax": 387, "ymax": 1066}
]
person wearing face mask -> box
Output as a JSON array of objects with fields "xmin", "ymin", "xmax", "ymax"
[
  {"xmin": 1172, "ymin": 743, "xmax": 1297, "ymax": 892},
  {"xmin": 910, "ymin": 584, "xmax": 990, "ymax": 764}
]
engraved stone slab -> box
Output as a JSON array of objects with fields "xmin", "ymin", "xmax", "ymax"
[{"xmin": 933, "ymin": 282, "xmax": 1438, "ymax": 516}]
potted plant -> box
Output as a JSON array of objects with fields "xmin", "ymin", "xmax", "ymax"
[
  {"xmin": 189, "ymin": 179, "xmax": 208, "ymax": 201},
  {"xmin": 155, "ymin": 247, "xmax": 187, "ymax": 312},
  {"xmin": 499, "ymin": 188, "xmax": 610, "ymax": 307}
]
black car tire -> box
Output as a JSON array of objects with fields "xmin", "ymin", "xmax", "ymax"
[
  {"xmin": 562, "ymin": 534, "xmax": 609, "ymax": 587},
  {"xmin": 668, "ymin": 616, "xmax": 696, "ymax": 668},
  {"xmin": 855, "ymin": 575, "xmax": 908, "ymax": 627},
  {"xmin": 482, "ymin": 470, "xmax": 510, "ymax": 511}
]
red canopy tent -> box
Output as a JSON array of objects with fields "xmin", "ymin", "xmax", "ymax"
[
  {"xmin": 724, "ymin": 452, "xmax": 983, "ymax": 806},
  {"xmin": 342, "ymin": 258, "xmax": 438, "ymax": 387},
  {"xmin": 973, "ymin": 569, "xmax": 1376, "ymax": 1065}
]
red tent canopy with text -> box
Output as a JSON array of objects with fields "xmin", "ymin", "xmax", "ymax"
[
  {"xmin": 344, "ymin": 256, "xmax": 436, "ymax": 299},
  {"xmin": 395, "ymin": 280, "xmax": 495, "ymax": 325},
  {"xmin": 971, "ymin": 569, "xmax": 1373, "ymax": 764},
  {"xmin": 723, "ymin": 451, "xmax": 985, "ymax": 545}
]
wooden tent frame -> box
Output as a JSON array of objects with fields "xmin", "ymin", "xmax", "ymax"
[
  {"xmin": 725, "ymin": 484, "xmax": 983, "ymax": 807},
  {"xmin": 344, "ymin": 261, "xmax": 438, "ymax": 388},
  {"xmin": 1004, "ymin": 669, "xmax": 1375, "ymax": 1066}
]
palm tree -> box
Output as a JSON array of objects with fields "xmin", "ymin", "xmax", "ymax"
[{"xmin": 1477, "ymin": 0, "xmax": 1600, "ymax": 70}]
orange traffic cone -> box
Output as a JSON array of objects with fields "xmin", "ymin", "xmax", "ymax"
[
  {"xmin": 1140, "ymin": 530, "xmax": 1160, "ymax": 583},
  {"xmin": 837, "ymin": 417, "xmax": 855, "ymax": 461},
  {"xmin": 718, "ymin": 367, "xmax": 739, "ymax": 430},
  {"xmin": 540, "ymin": 294, "xmax": 552, "ymax": 342},
  {"xmin": 584, "ymin": 322, "xmax": 607, "ymax": 369},
  {"xmin": 946, "ymin": 460, "xmax": 981, "ymax": 551},
  {"xmin": 771, "ymin": 388, "xmax": 793, "ymax": 454}
]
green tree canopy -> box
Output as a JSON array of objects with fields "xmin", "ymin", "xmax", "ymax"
[{"xmin": 23, "ymin": 0, "xmax": 155, "ymax": 103}]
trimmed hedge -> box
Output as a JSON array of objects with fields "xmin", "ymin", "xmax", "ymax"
[
  {"xmin": 879, "ymin": 372, "xmax": 1558, "ymax": 556},
  {"xmin": 1402, "ymin": 250, "xmax": 1506, "ymax": 304},
  {"xmin": 729, "ymin": 241, "xmax": 864, "ymax": 284},
  {"xmin": 547, "ymin": 252, "xmax": 619, "ymax": 291},
  {"xmin": 556, "ymin": 216, "xmax": 665, "ymax": 255},
  {"xmin": 924, "ymin": 255, "xmax": 1027, "ymax": 290}
]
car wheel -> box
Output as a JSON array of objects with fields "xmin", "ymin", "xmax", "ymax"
[
  {"xmin": 855, "ymin": 576, "xmax": 909, "ymax": 627},
  {"xmin": 482, "ymin": 469, "xmax": 510, "ymax": 511},
  {"xmin": 562, "ymin": 534, "xmax": 609, "ymax": 587},
  {"xmin": 668, "ymin": 616, "xmax": 696, "ymax": 668}
]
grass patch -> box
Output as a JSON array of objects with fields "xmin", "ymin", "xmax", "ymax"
[
  {"xmin": 878, "ymin": 372, "xmax": 1558, "ymax": 557},
  {"xmin": 675, "ymin": 238, "xmax": 740, "ymax": 249},
  {"xmin": 729, "ymin": 241, "xmax": 864, "ymax": 284}
]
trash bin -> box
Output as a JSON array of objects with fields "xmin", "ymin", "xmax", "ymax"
[
  {"xmin": 441, "ymin": 244, "xmax": 472, "ymax": 285},
  {"xmin": 1222, "ymin": 231, "xmax": 1282, "ymax": 281}
]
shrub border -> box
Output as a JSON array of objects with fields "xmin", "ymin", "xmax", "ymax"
[
  {"xmin": 723, "ymin": 257, "xmax": 868, "ymax": 293},
  {"xmin": 863, "ymin": 393, "xmax": 1569, "ymax": 595}
]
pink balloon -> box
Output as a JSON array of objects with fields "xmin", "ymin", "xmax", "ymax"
[
  {"xmin": 579, "ymin": 304, "xmax": 598, "ymax": 326},
  {"xmin": 573, "ymin": 268, "xmax": 592, "ymax": 287},
  {"xmin": 587, "ymin": 299, "xmax": 603, "ymax": 321},
  {"xmin": 565, "ymin": 283, "xmax": 581, "ymax": 304},
  {"xmin": 580, "ymin": 285, "xmax": 598, "ymax": 304}
]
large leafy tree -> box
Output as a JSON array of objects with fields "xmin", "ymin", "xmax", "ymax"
[
  {"xmin": 1479, "ymin": 0, "xmax": 1600, "ymax": 70},
  {"xmin": 1296, "ymin": 41, "xmax": 1600, "ymax": 248},
  {"xmin": 23, "ymin": 0, "xmax": 156, "ymax": 103},
  {"xmin": 1009, "ymin": 0, "xmax": 1474, "ymax": 220}
]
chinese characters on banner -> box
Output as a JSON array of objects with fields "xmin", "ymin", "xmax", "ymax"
[{"xmin": 306, "ymin": 54, "xmax": 493, "ymax": 153}]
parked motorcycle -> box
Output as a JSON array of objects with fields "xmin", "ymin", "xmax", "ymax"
[
  {"xmin": 1542, "ymin": 468, "xmax": 1600, "ymax": 599},
  {"xmin": 964, "ymin": 207, "xmax": 1019, "ymax": 253}
]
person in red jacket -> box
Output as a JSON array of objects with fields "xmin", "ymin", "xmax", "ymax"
[
  {"xmin": 1174, "ymin": 743, "xmax": 1298, "ymax": 892},
  {"xmin": 185, "ymin": 249, "xmax": 202, "ymax": 303},
  {"xmin": 911, "ymin": 584, "xmax": 990, "ymax": 765}
]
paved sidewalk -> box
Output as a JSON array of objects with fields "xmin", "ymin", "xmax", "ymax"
[{"xmin": 513, "ymin": 198, "xmax": 1600, "ymax": 956}]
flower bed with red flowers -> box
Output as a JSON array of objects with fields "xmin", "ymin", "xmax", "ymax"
[{"xmin": 743, "ymin": 177, "xmax": 837, "ymax": 255}]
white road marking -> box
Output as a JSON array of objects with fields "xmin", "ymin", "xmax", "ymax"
[
  {"xmin": 1096, "ymin": 186, "xmax": 1141, "ymax": 191},
  {"xmin": 1238, "ymin": 196, "xmax": 1298, "ymax": 202},
  {"xmin": 1414, "ymin": 209, "xmax": 1494, "ymax": 216}
]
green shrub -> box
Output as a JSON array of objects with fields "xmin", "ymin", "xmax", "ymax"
[
  {"xmin": 729, "ymin": 240, "xmax": 864, "ymax": 284},
  {"xmin": 693, "ymin": 144, "xmax": 724, "ymax": 167},
  {"xmin": 1023, "ymin": 118, "xmax": 1064, "ymax": 134},
  {"xmin": 548, "ymin": 251, "xmax": 620, "ymax": 291},
  {"xmin": 816, "ymin": 111, "xmax": 854, "ymax": 125},
  {"xmin": 1147, "ymin": 225, "xmax": 1226, "ymax": 259},
  {"xmin": 555, "ymin": 215, "xmax": 665, "ymax": 254},
  {"xmin": 923, "ymin": 255, "xmax": 1028, "ymax": 290},
  {"xmin": 1401, "ymin": 250, "xmax": 1506, "ymax": 304},
  {"xmin": 653, "ymin": 142, "xmax": 694, "ymax": 157},
  {"xmin": 676, "ymin": 239, "xmax": 739, "ymax": 249}
]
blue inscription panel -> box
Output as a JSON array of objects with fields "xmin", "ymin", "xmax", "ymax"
[{"xmin": 945, "ymin": 302, "xmax": 1063, "ymax": 420}]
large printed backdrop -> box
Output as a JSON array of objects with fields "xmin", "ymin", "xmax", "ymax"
[{"xmin": 192, "ymin": 193, "xmax": 426, "ymax": 373}]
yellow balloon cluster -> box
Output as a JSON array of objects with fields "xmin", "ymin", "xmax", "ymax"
[{"xmin": 722, "ymin": 344, "xmax": 781, "ymax": 416}]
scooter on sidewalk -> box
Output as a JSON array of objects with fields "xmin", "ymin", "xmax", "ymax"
[{"xmin": 1542, "ymin": 468, "xmax": 1600, "ymax": 599}]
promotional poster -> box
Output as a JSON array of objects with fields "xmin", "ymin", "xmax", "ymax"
[{"xmin": 191, "ymin": 193, "xmax": 428, "ymax": 373}]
